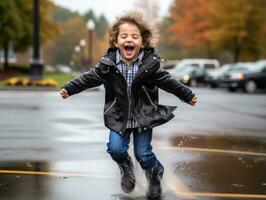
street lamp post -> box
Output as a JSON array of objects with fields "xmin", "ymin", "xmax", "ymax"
[
  {"xmin": 79, "ymin": 39, "xmax": 86, "ymax": 68},
  {"xmin": 30, "ymin": 0, "xmax": 43, "ymax": 80},
  {"xmin": 86, "ymin": 19, "xmax": 95, "ymax": 67}
]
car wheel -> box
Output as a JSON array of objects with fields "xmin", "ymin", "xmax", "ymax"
[
  {"xmin": 244, "ymin": 80, "xmax": 257, "ymax": 93},
  {"xmin": 210, "ymin": 84, "xmax": 218, "ymax": 88},
  {"xmin": 228, "ymin": 87, "xmax": 236, "ymax": 92}
]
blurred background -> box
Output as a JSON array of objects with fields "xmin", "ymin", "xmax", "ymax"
[{"xmin": 0, "ymin": 0, "xmax": 265, "ymax": 90}]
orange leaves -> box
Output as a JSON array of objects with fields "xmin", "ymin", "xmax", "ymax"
[
  {"xmin": 168, "ymin": 0, "xmax": 210, "ymax": 48},
  {"xmin": 162, "ymin": 0, "xmax": 266, "ymax": 61}
]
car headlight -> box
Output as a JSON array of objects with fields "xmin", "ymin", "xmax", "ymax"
[
  {"xmin": 183, "ymin": 74, "xmax": 190, "ymax": 81},
  {"xmin": 231, "ymin": 73, "xmax": 244, "ymax": 80}
]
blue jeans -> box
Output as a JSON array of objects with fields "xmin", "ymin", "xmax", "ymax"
[{"xmin": 107, "ymin": 128, "xmax": 158, "ymax": 169}]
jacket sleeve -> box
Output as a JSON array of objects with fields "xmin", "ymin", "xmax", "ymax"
[
  {"xmin": 151, "ymin": 68, "xmax": 195, "ymax": 103},
  {"xmin": 62, "ymin": 66, "xmax": 103, "ymax": 96}
]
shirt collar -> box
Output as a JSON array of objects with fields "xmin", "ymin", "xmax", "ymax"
[{"xmin": 116, "ymin": 49, "xmax": 144, "ymax": 65}]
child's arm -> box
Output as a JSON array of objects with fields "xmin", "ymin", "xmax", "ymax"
[
  {"xmin": 60, "ymin": 66, "xmax": 103, "ymax": 98},
  {"xmin": 152, "ymin": 68, "xmax": 197, "ymax": 105}
]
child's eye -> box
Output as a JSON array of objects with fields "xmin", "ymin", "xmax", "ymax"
[
  {"xmin": 132, "ymin": 35, "xmax": 139, "ymax": 39},
  {"xmin": 120, "ymin": 34, "xmax": 127, "ymax": 39}
]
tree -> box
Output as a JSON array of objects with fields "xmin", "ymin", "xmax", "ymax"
[
  {"xmin": 0, "ymin": 0, "xmax": 59, "ymax": 70},
  {"xmin": 51, "ymin": 16, "xmax": 87, "ymax": 67},
  {"xmin": 167, "ymin": 0, "xmax": 213, "ymax": 58},
  {"xmin": 0, "ymin": 0, "xmax": 23, "ymax": 70},
  {"xmin": 53, "ymin": 6, "xmax": 79, "ymax": 22},
  {"xmin": 95, "ymin": 14, "xmax": 109, "ymax": 39},
  {"xmin": 83, "ymin": 9, "xmax": 109, "ymax": 39},
  {"xmin": 159, "ymin": 0, "xmax": 266, "ymax": 62},
  {"xmin": 208, "ymin": 0, "xmax": 266, "ymax": 62}
]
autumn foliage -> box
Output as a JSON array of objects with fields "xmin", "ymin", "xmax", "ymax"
[{"xmin": 161, "ymin": 0, "xmax": 266, "ymax": 62}]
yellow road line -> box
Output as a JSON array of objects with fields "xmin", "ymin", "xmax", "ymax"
[
  {"xmin": 175, "ymin": 191, "xmax": 266, "ymax": 199},
  {"xmin": 1, "ymin": 170, "xmax": 266, "ymax": 199},
  {"xmin": 157, "ymin": 146, "xmax": 266, "ymax": 157},
  {"xmin": 0, "ymin": 170, "xmax": 113, "ymax": 178},
  {"xmin": 165, "ymin": 170, "xmax": 196, "ymax": 199}
]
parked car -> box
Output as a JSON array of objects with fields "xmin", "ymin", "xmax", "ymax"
[
  {"xmin": 175, "ymin": 65, "xmax": 198, "ymax": 86},
  {"xmin": 171, "ymin": 59, "xmax": 220, "ymax": 86},
  {"xmin": 161, "ymin": 60, "xmax": 179, "ymax": 70},
  {"xmin": 206, "ymin": 64, "xmax": 234, "ymax": 88},
  {"xmin": 221, "ymin": 61, "xmax": 266, "ymax": 93}
]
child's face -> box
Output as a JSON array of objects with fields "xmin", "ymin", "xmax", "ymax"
[{"xmin": 115, "ymin": 22, "xmax": 143, "ymax": 64}]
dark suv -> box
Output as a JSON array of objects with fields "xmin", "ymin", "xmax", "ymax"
[{"xmin": 222, "ymin": 60, "xmax": 266, "ymax": 93}]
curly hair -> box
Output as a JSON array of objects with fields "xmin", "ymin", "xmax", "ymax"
[{"xmin": 108, "ymin": 10, "xmax": 159, "ymax": 48}]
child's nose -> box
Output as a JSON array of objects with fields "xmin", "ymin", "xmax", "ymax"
[{"xmin": 126, "ymin": 37, "xmax": 133, "ymax": 42}]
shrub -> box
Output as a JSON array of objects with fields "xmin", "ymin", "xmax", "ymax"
[{"xmin": 4, "ymin": 77, "xmax": 58, "ymax": 88}]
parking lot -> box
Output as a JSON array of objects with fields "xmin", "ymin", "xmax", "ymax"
[{"xmin": 0, "ymin": 87, "xmax": 266, "ymax": 200}]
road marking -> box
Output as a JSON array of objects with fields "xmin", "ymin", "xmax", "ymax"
[
  {"xmin": 0, "ymin": 170, "xmax": 114, "ymax": 179},
  {"xmin": 174, "ymin": 191, "xmax": 266, "ymax": 199},
  {"xmin": 165, "ymin": 170, "xmax": 196, "ymax": 199},
  {"xmin": 1, "ymin": 169, "xmax": 266, "ymax": 199},
  {"xmin": 157, "ymin": 146, "xmax": 266, "ymax": 157}
]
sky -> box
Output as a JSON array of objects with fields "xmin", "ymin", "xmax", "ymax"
[{"xmin": 53, "ymin": 0, "xmax": 174, "ymax": 22}]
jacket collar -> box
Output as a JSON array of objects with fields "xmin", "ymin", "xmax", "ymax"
[{"xmin": 100, "ymin": 47, "xmax": 159, "ymax": 65}]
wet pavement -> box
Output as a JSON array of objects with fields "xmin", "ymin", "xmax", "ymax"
[{"xmin": 0, "ymin": 88, "xmax": 266, "ymax": 200}]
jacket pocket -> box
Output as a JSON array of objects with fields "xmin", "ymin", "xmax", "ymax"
[
  {"xmin": 142, "ymin": 86, "xmax": 157, "ymax": 109},
  {"xmin": 104, "ymin": 97, "xmax": 117, "ymax": 115}
]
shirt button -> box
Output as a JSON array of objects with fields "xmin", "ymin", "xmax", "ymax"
[
  {"xmin": 143, "ymin": 127, "xmax": 147, "ymax": 131},
  {"xmin": 145, "ymin": 70, "xmax": 148, "ymax": 73},
  {"xmin": 153, "ymin": 57, "xmax": 157, "ymax": 59},
  {"xmin": 116, "ymin": 70, "xmax": 119, "ymax": 73}
]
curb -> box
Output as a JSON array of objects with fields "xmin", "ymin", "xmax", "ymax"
[
  {"xmin": 0, "ymin": 86, "xmax": 59, "ymax": 91},
  {"xmin": 0, "ymin": 86, "xmax": 100, "ymax": 92}
]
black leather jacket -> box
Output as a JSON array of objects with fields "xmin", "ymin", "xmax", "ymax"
[{"xmin": 63, "ymin": 48, "xmax": 195, "ymax": 133}]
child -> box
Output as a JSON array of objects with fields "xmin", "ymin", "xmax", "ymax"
[{"xmin": 60, "ymin": 11, "xmax": 197, "ymax": 199}]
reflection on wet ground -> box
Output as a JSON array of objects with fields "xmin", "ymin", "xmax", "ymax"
[
  {"xmin": 171, "ymin": 134, "xmax": 266, "ymax": 152},
  {"xmin": 174, "ymin": 152, "xmax": 266, "ymax": 194},
  {"xmin": 1, "ymin": 134, "xmax": 266, "ymax": 200},
  {"xmin": 1, "ymin": 133, "xmax": 266, "ymax": 200}
]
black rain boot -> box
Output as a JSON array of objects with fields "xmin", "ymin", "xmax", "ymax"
[
  {"xmin": 117, "ymin": 155, "xmax": 136, "ymax": 193},
  {"xmin": 145, "ymin": 161, "xmax": 164, "ymax": 199}
]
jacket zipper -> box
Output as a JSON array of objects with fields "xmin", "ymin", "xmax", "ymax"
[
  {"xmin": 142, "ymin": 86, "xmax": 157, "ymax": 109},
  {"xmin": 128, "ymin": 85, "xmax": 141, "ymax": 129},
  {"xmin": 99, "ymin": 56, "xmax": 159, "ymax": 132},
  {"xmin": 104, "ymin": 97, "xmax": 117, "ymax": 115}
]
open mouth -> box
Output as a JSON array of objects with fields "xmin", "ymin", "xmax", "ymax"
[{"xmin": 124, "ymin": 45, "xmax": 134, "ymax": 52}]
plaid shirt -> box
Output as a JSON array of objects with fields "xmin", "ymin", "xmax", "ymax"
[{"xmin": 116, "ymin": 50, "xmax": 144, "ymax": 129}]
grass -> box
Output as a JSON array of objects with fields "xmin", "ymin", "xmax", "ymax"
[{"xmin": 44, "ymin": 72, "xmax": 76, "ymax": 88}]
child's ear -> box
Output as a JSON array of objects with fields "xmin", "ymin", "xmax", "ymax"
[{"xmin": 114, "ymin": 41, "xmax": 118, "ymax": 48}]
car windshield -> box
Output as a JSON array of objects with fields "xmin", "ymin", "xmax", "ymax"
[
  {"xmin": 248, "ymin": 61, "xmax": 266, "ymax": 72},
  {"xmin": 229, "ymin": 63, "xmax": 252, "ymax": 72},
  {"xmin": 177, "ymin": 66, "xmax": 196, "ymax": 73}
]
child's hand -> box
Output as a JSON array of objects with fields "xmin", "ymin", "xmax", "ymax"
[
  {"xmin": 60, "ymin": 88, "xmax": 69, "ymax": 99},
  {"xmin": 189, "ymin": 95, "xmax": 198, "ymax": 106}
]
